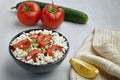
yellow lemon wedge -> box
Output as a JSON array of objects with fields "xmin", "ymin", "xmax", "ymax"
[{"xmin": 70, "ymin": 58, "xmax": 99, "ymax": 78}]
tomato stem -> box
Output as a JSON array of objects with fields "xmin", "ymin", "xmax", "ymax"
[
  {"xmin": 23, "ymin": 3, "xmax": 31, "ymax": 12},
  {"xmin": 47, "ymin": 0, "xmax": 57, "ymax": 19},
  {"xmin": 52, "ymin": 0, "xmax": 54, "ymax": 9}
]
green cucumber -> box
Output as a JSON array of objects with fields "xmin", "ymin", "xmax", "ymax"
[{"xmin": 11, "ymin": 1, "xmax": 88, "ymax": 24}]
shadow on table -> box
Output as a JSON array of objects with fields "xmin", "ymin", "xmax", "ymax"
[{"xmin": 4, "ymin": 58, "xmax": 54, "ymax": 80}]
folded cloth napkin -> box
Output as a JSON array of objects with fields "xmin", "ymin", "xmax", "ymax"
[{"xmin": 70, "ymin": 28, "xmax": 120, "ymax": 80}]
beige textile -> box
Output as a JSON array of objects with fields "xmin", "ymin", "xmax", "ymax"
[{"xmin": 70, "ymin": 28, "xmax": 120, "ymax": 80}]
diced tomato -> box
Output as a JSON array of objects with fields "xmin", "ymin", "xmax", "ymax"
[
  {"xmin": 46, "ymin": 45, "xmax": 63, "ymax": 56},
  {"xmin": 25, "ymin": 49, "xmax": 42, "ymax": 62},
  {"xmin": 29, "ymin": 34, "xmax": 38, "ymax": 39},
  {"xmin": 12, "ymin": 39, "xmax": 31, "ymax": 50},
  {"xmin": 36, "ymin": 34, "xmax": 53, "ymax": 48},
  {"xmin": 48, "ymin": 53, "xmax": 54, "ymax": 56}
]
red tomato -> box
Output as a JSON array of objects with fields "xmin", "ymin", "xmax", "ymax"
[
  {"xmin": 36, "ymin": 34, "xmax": 53, "ymax": 48},
  {"xmin": 46, "ymin": 45, "xmax": 63, "ymax": 56},
  {"xmin": 17, "ymin": 2, "xmax": 41, "ymax": 26},
  {"xmin": 29, "ymin": 34, "xmax": 38, "ymax": 39},
  {"xmin": 41, "ymin": 4, "xmax": 64, "ymax": 29},
  {"xmin": 12, "ymin": 39, "xmax": 31, "ymax": 50},
  {"xmin": 25, "ymin": 50, "xmax": 42, "ymax": 62}
]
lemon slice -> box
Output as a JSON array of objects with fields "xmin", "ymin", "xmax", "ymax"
[{"xmin": 70, "ymin": 58, "xmax": 99, "ymax": 78}]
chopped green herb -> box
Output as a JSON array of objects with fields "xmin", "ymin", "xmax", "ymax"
[
  {"xmin": 41, "ymin": 47, "xmax": 46, "ymax": 53},
  {"xmin": 32, "ymin": 42, "xmax": 39, "ymax": 48},
  {"xmin": 44, "ymin": 45, "xmax": 49, "ymax": 49}
]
